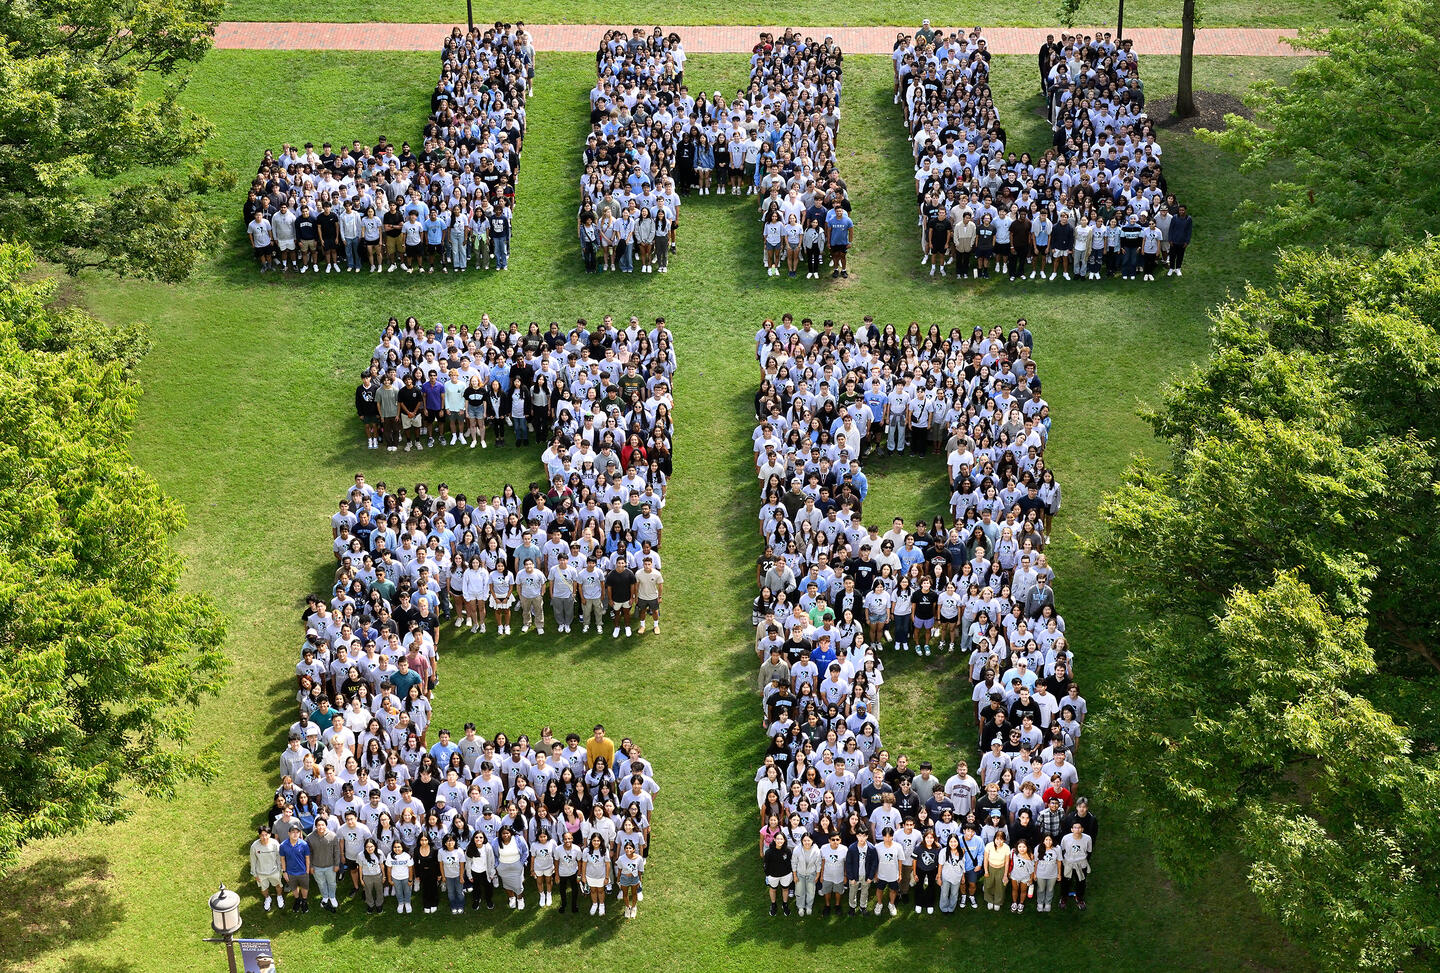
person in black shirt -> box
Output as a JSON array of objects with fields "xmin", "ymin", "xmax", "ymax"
[
  {"xmin": 382, "ymin": 208, "xmax": 403, "ymax": 271},
  {"xmin": 295, "ymin": 205, "xmax": 319, "ymax": 273},
  {"xmin": 847, "ymin": 548, "xmax": 879, "ymax": 594},
  {"xmin": 605, "ymin": 562, "xmax": 637, "ymax": 637},
  {"xmin": 397, "ymin": 374, "xmax": 425, "ymax": 450},
  {"xmin": 318, "ymin": 202, "xmax": 341, "ymax": 273}
]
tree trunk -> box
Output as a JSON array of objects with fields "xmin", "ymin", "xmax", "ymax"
[{"xmin": 1175, "ymin": 0, "xmax": 1198, "ymax": 117}]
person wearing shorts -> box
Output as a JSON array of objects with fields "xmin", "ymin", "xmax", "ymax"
[
  {"xmin": 763, "ymin": 831, "xmax": 794, "ymax": 916},
  {"xmin": 489, "ymin": 563, "xmax": 515, "ymax": 635},
  {"xmin": 616, "ymin": 843, "xmax": 645, "ymax": 918},
  {"xmin": 278, "ymin": 824, "xmax": 311, "ymax": 913},
  {"xmin": 825, "ymin": 201, "xmax": 854, "ymax": 279},
  {"xmin": 249, "ymin": 825, "xmax": 284, "ymax": 911},
  {"xmin": 397, "ymin": 374, "xmax": 425, "ymax": 451},
  {"xmin": 818, "ymin": 832, "xmax": 848, "ymax": 915},
  {"xmin": 634, "ymin": 556, "xmax": 663, "ymax": 634},
  {"xmin": 402, "ymin": 212, "xmax": 425, "ymax": 272},
  {"xmin": 605, "ymin": 560, "xmax": 637, "ymax": 638},
  {"xmin": 246, "ymin": 211, "xmax": 274, "ymax": 271}
]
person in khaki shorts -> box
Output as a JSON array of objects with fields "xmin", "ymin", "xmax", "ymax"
[
  {"xmin": 516, "ymin": 557, "xmax": 547, "ymax": 634},
  {"xmin": 634, "ymin": 556, "xmax": 663, "ymax": 634},
  {"xmin": 249, "ymin": 825, "xmax": 285, "ymax": 911}
]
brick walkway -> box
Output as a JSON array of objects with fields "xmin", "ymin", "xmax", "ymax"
[{"xmin": 215, "ymin": 22, "xmax": 1309, "ymax": 56}]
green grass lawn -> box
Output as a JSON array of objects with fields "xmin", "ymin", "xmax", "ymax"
[
  {"xmin": 4, "ymin": 51, "xmax": 1315, "ymax": 972},
  {"xmin": 223, "ymin": 0, "xmax": 1338, "ymax": 29}
]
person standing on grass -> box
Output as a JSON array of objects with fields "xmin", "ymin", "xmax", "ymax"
[
  {"xmin": 584, "ymin": 833, "xmax": 611, "ymax": 915},
  {"xmin": 634, "ymin": 555, "xmax": 662, "ymax": 634},
  {"xmin": 605, "ymin": 558, "xmax": 637, "ymax": 638},
  {"xmin": 764, "ymin": 830, "xmax": 794, "ymax": 916},
  {"xmin": 338, "ymin": 200, "xmax": 361, "ymax": 273},
  {"xmin": 616, "ymin": 841, "xmax": 645, "ymax": 918},
  {"xmin": 845, "ymin": 828, "xmax": 878, "ymax": 915},
  {"xmin": 791, "ymin": 832, "xmax": 821, "ymax": 916},
  {"xmin": 397, "ymin": 374, "xmax": 424, "ymax": 452},
  {"xmin": 825, "ymin": 200, "xmax": 854, "ymax": 279},
  {"xmin": 279, "ymin": 824, "xmax": 311, "ymax": 914},
  {"xmin": 360, "ymin": 205, "xmax": 382, "ymax": 273},
  {"xmin": 1060, "ymin": 819, "xmax": 1093, "ymax": 909},
  {"xmin": 981, "ymin": 826, "xmax": 1010, "ymax": 911},
  {"xmin": 355, "ymin": 373, "xmax": 380, "ymax": 450},
  {"xmin": 250, "ymin": 826, "xmax": 284, "ymax": 912},
  {"xmin": 818, "ymin": 830, "xmax": 849, "ymax": 916},
  {"xmin": 1008, "ymin": 838, "xmax": 1035, "ymax": 913},
  {"xmin": 1167, "ymin": 204, "xmax": 1193, "ymax": 275},
  {"xmin": 247, "ymin": 209, "xmax": 274, "ymax": 272},
  {"xmin": 387, "ymin": 839, "xmax": 415, "ymax": 914}
]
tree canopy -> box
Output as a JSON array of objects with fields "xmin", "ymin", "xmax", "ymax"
[
  {"xmin": 1202, "ymin": 0, "xmax": 1440, "ymax": 250},
  {"xmin": 1089, "ymin": 243, "xmax": 1440, "ymax": 970},
  {"xmin": 0, "ymin": 0, "xmax": 232, "ymax": 281},
  {"xmin": 0, "ymin": 243, "xmax": 227, "ymax": 870}
]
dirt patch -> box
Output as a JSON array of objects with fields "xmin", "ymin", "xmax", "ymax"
[{"xmin": 1150, "ymin": 90, "xmax": 1254, "ymax": 133}]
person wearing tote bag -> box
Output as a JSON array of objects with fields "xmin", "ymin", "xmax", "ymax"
[{"xmin": 981, "ymin": 829, "xmax": 1010, "ymax": 911}]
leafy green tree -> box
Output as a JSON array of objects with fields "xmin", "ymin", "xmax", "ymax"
[
  {"xmin": 1202, "ymin": 0, "xmax": 1440, "ymax": 249},
  {"xmin": 0, "ymin": 0, "xmax": 233, "ymax": 282},
  {"xmin": 1088, "ymin": 244, "xmax": 1440, "ymax": 971},
  {"xmin": 0, "ymin": 243, "xmax": 227, "ymax": 870}
]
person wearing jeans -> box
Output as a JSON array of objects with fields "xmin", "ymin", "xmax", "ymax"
[
  {"xmin": 307, "ymin": 817, "xmax": 341, "ymax": 911},
  {"xmin": 387, "ymin": 841, "xmax": 414, "ymax": 914},
  {"xmin": 791, "ymin": 834, "xmax": 820, "ymax": 916},
  {"xmin": 938, "ymin": 835, "xmax": 966, "ymax": 912},
  {"xmin": 440, "ymin": 835, "xmax": 467, "ymax": 915}
]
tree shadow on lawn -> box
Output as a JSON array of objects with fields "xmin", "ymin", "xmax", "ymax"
[{"xmin": 0, "ymin": 854, "xmax": 126, "ymax": 973}]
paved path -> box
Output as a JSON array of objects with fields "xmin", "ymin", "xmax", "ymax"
[{"xmin": 215, "ymin": 22, "xmax": 1309, "ymax": 56}]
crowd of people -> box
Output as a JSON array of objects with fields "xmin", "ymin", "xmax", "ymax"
[
  {"xmin": 748, "ymin": 313, "xmax": 1097, "ymax": 918},
  {"xmin": 243, "ymin": 22, "xmax": 534, "ymax": 275},
  {"xmin": 577, "ymin": 28, "xmax": 854, "ymax": 278},
  {"xmin": 350, "ymin": 313, "xmax": 674, "ymax": 641},
  {"xmin": 245, "ymin": 482, "xmax": 662, "ymax": 921},
  {"xmin": 895, "ymin": 25, "xmax": 1193, "ymax": 281}
]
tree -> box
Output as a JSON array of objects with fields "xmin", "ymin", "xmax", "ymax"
[
  {"xmin": 1175, "ymin": 0, "xmax": 1197, "ymax": 117},
  {"xmin": 1088, "ymin": 244, "xmax": 1440, "ymax": 971},
  {"xmin": 1053, "ymin": 0, "xmax": 1198, "ymax": 121},
  {"xmin": 0, "ymin": 0, "xmax": 234, "ymax": 282},
  {"xmin": 0, "ymin": 243, "xmax": 227, "ymax": 871},
  {"xmin": 1201, "ymin": 0, "xmax": 1440, "ymax": 249}
]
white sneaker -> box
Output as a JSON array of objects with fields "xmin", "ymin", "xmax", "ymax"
[
  {"xmin": 1029, "ymin": 271, "xmax": 1037, "ymax": 279},
  {"xmin": 625, "ymin": 626, "xmax": 632, "ymax": 637},
  {"xmin": 521, "ymin": 624, "xmax": 530, "ymax": 634},
  {"xmin": 517, "ymin": 898, "xmax": 524, "ymax": 910},
  {"xmin": 404, "ymin": 442, "xmax": 411, "ymax": 452},
  {"xmin": 1177, "ymin": 269, "xmax": 1183, "ymax": 276},
  {"xmin": 263, "ymin": 895, "xmax": 272, "ymax": 911},
  {"xmin": 582, "ymin": 625, "xmax": 590, "ymax": 633},
  {"xmin": 874, "ymin": 903, "xmax": 883, "ymax": 915},
  {"xmin": 915, "ymin": 904, "xmax": 922, "ymax": 913},
  {"xmin": 612, "ymin": 627, "xmax": 620, "ymax": 638},
  {"xmin": 598, "ymin": 903, "xmax": 605, "ymax": 915},
  {"xmin": 414, "ymin": 442, "xmax": 422, "ymax": 450},
  {"xmin": 927, "ymin": 907, "xmax": 934, "ymax": 914},
  {"xmin": 449, "ymin": 433, "xmax": 456, "ymax": 445},
  {"xmin": 537, "ymin": 626, "xmax": 544, "ymax": 635},
  {"xmin": 455, "ymin": 617, "xmax": 464, "ymax": 628}
]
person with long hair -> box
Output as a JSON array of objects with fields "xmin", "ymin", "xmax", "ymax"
[{"xmin": 583, "ymin": 833, "xmax": 611, "ymax": 915}]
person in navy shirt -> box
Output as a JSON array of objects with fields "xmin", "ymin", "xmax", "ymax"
[
  {"xmin": 279, "ymin": 824, "xmax": 312, "ymax": 913},
  {"xmin": 825, "ymin": 202, "xmax": 855, "ymax": 279}
]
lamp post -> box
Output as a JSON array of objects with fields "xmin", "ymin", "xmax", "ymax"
[
  {"xmin": 206, "ymin": 885, "xmax": 243, "ymax": 973},
  {"xmin": 465, "ymin": 0, "xmax": 473, "ymax": 32}
]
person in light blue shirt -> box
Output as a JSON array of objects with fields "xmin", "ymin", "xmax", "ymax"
[
  {"xmin": 423, "ymin": 213, "xmax": 448, "ymax": 272},
  {"xmin": 825, "ymin": 203, "xmax": 854, "ymax": 278}
]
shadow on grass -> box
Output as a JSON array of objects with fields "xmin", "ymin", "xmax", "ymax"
[{"xmin": 0, "ymin": 854, "xmax": 126, "ymax": 973}]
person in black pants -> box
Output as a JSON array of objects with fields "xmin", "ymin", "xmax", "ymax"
[{"xmin": 414, "ymin": 834, "xmax": 441, "ymax": 914}]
